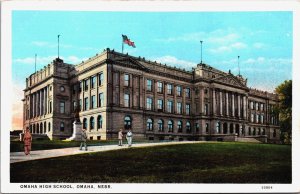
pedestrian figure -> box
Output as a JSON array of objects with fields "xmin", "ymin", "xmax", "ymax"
[
  {"xmin": 118, "ymin": 128, "xmax": 123, "ymax": 146},
  {"xmin": 23, "ymin": 127, "xmax": 32, "ymax": 155},
  {"xmin": 79, "ymin": 128, "xmax": 88, "ymax": 151},
  {"xmin": 126, "ymin": 129, "xmax": 133, "ymax": 147}
]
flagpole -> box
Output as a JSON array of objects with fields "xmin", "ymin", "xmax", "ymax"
[
  {"xmin": 238, "ymin": 56, "xmax": 240, "ymax": 76},
  {"xmin": 58, "ymin": 35, "xmax": 60, "ymax": 59},
  {"xmin": 122, "ymin": 38, "xmax": 124, "ymax": 54},
  {"xmin": 200, "ymin": 40, "xmax": 203, "ymax": 64},
  {"xmin": 35, "ymin": 54, "xmax": 37, "ymax": 73}
]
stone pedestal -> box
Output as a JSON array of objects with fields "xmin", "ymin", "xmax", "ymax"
[{"xmin": 66, "ymin": 121, "xmax": 82, "ymax": 141}]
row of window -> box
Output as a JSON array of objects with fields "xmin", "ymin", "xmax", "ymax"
[
  {"xmin": 250, "ymin": 113, "xmax": 265, "ymax": 123},
  {"xmin": 249, "ymin": 101, "xmax": 265, "ymax": 111},
  {"xmin": 82, "ymin": 115, "xmax": 103, "ymax": 130},
  {"xmin": 146, "ymin": 119, "xmax": 195, "ymax": 133},
  {"xmin": 73, "ymin": 73, "xmax": 104, "ymax": 94},
  {"xmin": 145, "ymin": 97, "xmax": 191, "ymax": 114},
  {"xmin": 29, "ymin": 122, "xmax": 51, "ymax": 134},
  {"xmin": 73, "ymin": 93, "xmax": 104, "ymax": 111}
]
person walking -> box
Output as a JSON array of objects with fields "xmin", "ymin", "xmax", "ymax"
[
  {"xmin": 126, "ymin": 129, "xmax": 133, "ymax": 147},
  {"xmin": 23, "ymin": 127, "xmax": 32, "ymax": 155},
  {"xmin": 118, "ymin": 128, "xmax": 123, "ymax": 146},
  {"xmin": 79, "ymin": 128, "xmax": 88, "ymax": 151}
]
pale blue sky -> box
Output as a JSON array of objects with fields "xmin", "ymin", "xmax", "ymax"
[{"xmin": 12, "ymin": 11, "xmax": 292, "ymax": 92}]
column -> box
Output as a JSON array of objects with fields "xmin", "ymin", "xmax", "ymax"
[
  {"xmin": 220, "ymin": 90, "xmax": 223, "ymax": 116},
  {"xmin": 232, "ymin": 93, "xmax": 235, "ymax": 117},
  {"xmin": 44, "ymin": 87, "xmax": 47, "ymax": 115},
  {"xmin": 225, "ymin": 92, "xmax": 229, "ymax": 116},
  {"xmin": 33, "ymin": 93, "xmax": 36, "ymax": 117},
  {"xmin": 237, "ymin": 94, "xmax": 241, "ymax": 118},
  {"xmin": 243, "ymin": 96, "xmax": 247, "ymax": 119},
  {"xmin": 154, "ymin": 80, "xmax": 157, "ymax": 111},
  {"xmin": 212, "ymin": 88, "xmax": 216, "ymax": 115},
  {"xmin": 200, "ymin": 87, "xmax": 204, "ymax": 114}
]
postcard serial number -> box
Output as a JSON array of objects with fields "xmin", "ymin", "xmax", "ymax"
[{"xmin": 261, "ymin": 186, "xmax": 273, "ymax": 189}]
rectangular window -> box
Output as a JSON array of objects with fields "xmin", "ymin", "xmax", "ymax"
[
  {"xmin": 79, "ymin": 99, "xmax": 82, "ymax": 111},
  {"xmin": 186, "ymin": 104, "xmax": 191, "ymax": 115},
  {"xmin": 177, "ymin": 102, "xmax": 182, "ymax": 114},
  {"xmin": 72, "ymin": 85, "xmax": 76, "ymax": 94},
  {"xmin": 204, "ymin": 104, "xmax": 208, "ymax": 115},
  {"xmin": 195, "ymin": 123, "xmax": 200, "ymax": 132},
  {"xmin": 256, "ymin": 103, "xmax": 259, "ymax": 111},
  {"xmin": 79, "ymin": 81, "xmax": 82, "ymax": 92},
  {"xmin": 146, "ymin": 97, "xmax": 153, "ymax": 110},
  {"xmin": 99, "ymin": 73, "xmax": 104, "ymax": 86},
  {"xmin": 167, "ymin": 84, "xmax": 173, "ymax": 95},
  {"xmin": 84, "ymin": 79, "xmax": 89, "ymax": 91},
  {"xmin": 256, "ymin": 114, "xmax": 259, "ymax": 123},
  {"xmin": 185, "ymin": 88, "xmax": 191, "ymax": 98},
  {"xmin": 261, "ymin": 103, "xmax": 264, "ymax": 111},
  {"xmin": 167, "ymin": 100, "xmax": 173, "ymax": 113},
  {"xmin": 251, "ymin": 114, "xmax": 254, "ymax": 122},
  {"xmin": 205, "ymin": 123, "xmax": 209, "ymax": 133},
  {"xmin": 84, "ymin": 97, "xmax": 89, "ymax": 111},
  {"xmin": 91, "ymin": 95, "xmax": 96, "ymax": 109},
  {"xmin": 124, "ymin": 74, "xmax": 129, "ymax": 87},
  {"xmin": 177, "ymin": 86, "xmax": 182, "ymax": 96},
  {"xmin": 251, "ymin": 101, "xmax": 254, "ymax": 110},
  {"xmin": 60, "ymin": 122, "xmax": 64, "ymax": 131},
  {"xmin": 99, "ymin": 93, "xmax": 104, "ymax": 107},
  {"xmin": 261, "ymin": 115, "xmax": 264, "ymax": 123},
  {"xmin": 157, "ymin": 99, "xmax": 163, "ymax": 111},
  {"xmin": 49, "ymin": 101, "xmax": 52, "ymax": 113},
  {"xmin": 124, "ymin": 94, "xmax": 130, "ymax": 107},
  {"xmin": 157, "ymin": 82, "xmax": 163, "ymax": 93},
  {"xmin": 59, "ymin": 101, "xmax": 65, "ymax": 113},
  {"xmin": 147, "ymin": 79, "xmax": 153, "ymax": 91},
  {"xmin": 91, "ymin": 76, "xmax": 96, "ymax": 89},
  {"xmin": 73, "ymin": 101, "xmax": 76, "ymax": 111}
]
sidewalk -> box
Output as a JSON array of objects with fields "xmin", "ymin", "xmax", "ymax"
[{"xmin": 10, "ymin": 141, "xmax": 204, "ymax": 164}]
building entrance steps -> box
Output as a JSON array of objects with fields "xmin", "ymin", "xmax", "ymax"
[
  {"xmin": 236, "ymin": 137, "xmax": 262, "ymax": 143},
  {"xmin": 10, "ymin": 141, "xmax": 209, "ymax": 164}
]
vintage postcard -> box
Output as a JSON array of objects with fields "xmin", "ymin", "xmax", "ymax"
[{"xmin": 1, "ymin": 0, "xmax": 300, "ymax": 193}]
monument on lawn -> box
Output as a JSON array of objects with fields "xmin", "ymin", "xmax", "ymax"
[{"xmin": 66, "ymin": 108, "xmax": 82, "ymax": 141}]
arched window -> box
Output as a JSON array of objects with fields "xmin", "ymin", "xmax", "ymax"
[
  {"xmin": 83, "ymin": 118, "xmax": 87, "ymax": 129},
  {"xmin": 248, "ymin": 127, "xmax": 251, "ymax": 135},
  {"xmin": 147, "ymin": 118, "xmax": 153, "ymax": 131},
  {"xmin": 97, "ymin": 115, "xmax": 103, "ymax": 129},
  {"xmin": 262, "ymin": 128, "xmax": 265, "ymax": 135},
  {"xmin": 36, "ymin": 123, "xmax": 39, "ymax": 134},
  {"xmin": 258, "ymin": 128, "xmax": 261, "ymax": 135},
  {"xmin": 90, "ymin": 117, "xmax": 95, "ymax": 130},
  {"xmin": 40, "ymin": 123, "xmax": 43, "ymax": 134},
  {"xmin": 253, "ymin": 128, "xmax": 256, "ymax": 136},
  {"xmin": 216, "ymin": 122, "xmax": 220, "ymax": 133},
  {"xmin": 168, "ymin": 120, "xmax": 173, "ymax": 132},
  {"xmin": 124, "ymin": 116, "xmax": 132, "ymax": 129},
  {"xmin": 273, "ymin": 130, "xmax": 276, "ymax": 137},
  {"xmin": 48, "ymin": 122, "xmax": 51, "ymax": 132},
  {"xmin": 223, "ymin": 123, "xmax": 228, "ymax": 134},
  {"xmin": 60, "ymin": 122, "xmax": 64, "ymax": 131},
  {"xmin": 44, "ymin": 122, "xmax": 46, "ymax": 133},
  {"xmin": 158, "ymin": 119, "xmax": 164, "ymax": 131},
  {"xmin": 186, "ymin": 121, "xmax": 191, "ymax": 133},
  {"xmin": 177, "ymin": 121, "xmax": 182, "ymax": 133}
]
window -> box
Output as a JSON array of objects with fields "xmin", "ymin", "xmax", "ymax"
[
  {"xmin": 186, "ymin": 104, "xmax": 191, "ymax": 115},
  {"xmin": 99, "ymin": 93, "xmax": 104, "ymax": 107},
  {"xmin": 97, "ymin": 115, "xmax": 103, "ymax": 129},
  {"xmin": 90, "ymin": 117, "xmax": 95, "ymax": 130},
  {"xmin": 177, "ymin": 102, "xmax": 182, "ymax": 114},
  {"xmin": 204, "ymin": 104, "xmax": 208, "ymax": 115},
  {"xmin": 84, "ymin": 79, "xmax": 89, "ymax": 91},
  {"xmin": 273, "ymin": 130, "xmax": 277, "ymax": 137},
  {"xmin": 79, "ymin": 99, "xmax": 82, "ymax": 111},
  {"xmin": 157, "ymin": 99, "xmax": 163, "ymax": 111},
  {"xmin": 256, "ymin": 102, "xmax": 259, "ymax": 111},
  {"xmin": 177, "ymin": 86, "xmax": 182, "ymax": 96},
  {"xmin": 73, "ymin": 101, "xmax": 76, "ymax": 111},
  {"xmin": 261, "ymin": 103, "xmax": 264, "ymax": 111},
  {"xmin": 59, "ymin": 101, "xmax": 65, "ymax": 113},
  {"xmin": 178, "ymin": 121, "xmax": 183, "ymax": 132},
  {"xmin": 48, "ymin": 122, "xmax": 51, "ymax": 132},
  {"xmin": 185, "ymin": 88, "xmax": 191, "ymax": 98},
  {"xmin": 84, "ymin": 97, "xmax": 89, "ymax": 111},
  {"xmin": 60, "ymin": 122, "xmax": 64, "ymax": 131},
  {"xmin": 261, "ymin": 115, "xmax": 264, "ymax": 124},
  {"xmin": 251, "ymin": 114, "xmax": 254, "ymax": 122},
  {"xmin": 83, "ymin": 118, "xmax": 87, "ymax": 129},
  {"xmin": 124, "ymin": 74, "xmax": 129, "ymax": 86},
  {"xmin": 195, "ymin": 123, "xmax": 200, "ymax": 132},
  {"xmin": 167, "ymin": 100, "xmax": 173, "ymax": 113},
  {"xmin": 157, "ymin": 119, "xmax": 163, "ymax": 131},
  {"xmin": 262, "ymin": 128, "xmax": 265, "ymax": 135},
  {"xmin": 91, "ymin": 76, "xmax": 96, "ymax": 89},
  {"xmin": 49, "ymin": 101, "xmax": 52, "ymax": 113},
  {"xmin": 99, "ymin": 73, "xmax": 104, "ymax": 86},
  {"xmin": 72, "ymin": 85, "xmax": 76, "ymax": 94},
  {"xmin": 60, "ymin": 86, "xmax": 65, "ymax": 92},
  {"xmin": 186, "ymin": 121, "xmax": 191, "ymax": 133},
  {"xmin": 216, "ymin": 122, "xmax": 220, "ymax": 133},
  {"xmin": 124, "ymin": 116, "xmax": 132, "ymax": 129},
  {"xmin": 205, "ymin": 123, "xmax": 209, "ymax": 133},
  {"xmin": 157, "ymin": 82, "xmax": 163, "ymax": 93},
  {"xmin": 147, "ymin": 79, "xmax": 153, "ymax": 91},
  {"xmin": 168, "ymin": 120, "xmax": 173, "ymax": 132},
  {"xmin": 147, "ymin": 118, "xmax": 153, "ymax": 131},
  {"xmin": 146, "ymin": 97, "xmax": 153, "ymax": 110},
  {"xmin": 248, "ymin": 127, "xmax": 251, "ymax": 135},
  {"xmin": 44, "ymin": 122, "xmax": 46, "ymax": 133},
  {"xmin": 124, "ymin": 94, "xmax": 130, "ymax": 107},
  {"xmin": 251, "ymin": 101, "xmax": 254, "ymax": 110},
  {"xmin": 79, "ymin": 81, "xmax": 82, "ymax": 92},
  {"xmin": 91, "ymin": 95, "xmax": 96, "ymax": 109},
  {"xmin": 167, "ymin": 84, "xmax": 173, "ymax": 95},
  {"xmin": 256, "ymin": 114, "xmax": 259, "ymax": 123}
]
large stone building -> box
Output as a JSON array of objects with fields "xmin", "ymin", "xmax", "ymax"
[{"xmin": 22, "ymin": 48, "xmax": 280, "ymax": 143}]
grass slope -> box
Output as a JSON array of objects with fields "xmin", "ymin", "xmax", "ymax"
[{"xmin": 10, "ymin": 142, "xmax": 291, "ymax": 183}]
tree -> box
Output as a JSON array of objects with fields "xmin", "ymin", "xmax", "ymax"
[{"xmin": 275, "ymin": 80, "xmax": 292, "ymax": 144}]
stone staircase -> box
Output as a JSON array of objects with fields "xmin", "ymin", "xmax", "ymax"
[{"xmin": 236, "ymin": 137, "xmax": 262, "ymax": 143}]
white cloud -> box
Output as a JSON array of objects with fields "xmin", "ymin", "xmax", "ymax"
[
  {"xmin": 13, "ymin": 55, "xmax": 88, "ymax": 65},
  {"xmin": 253, "ymin": 42, "xmax": 266, "ymax": 49},
  {"xmin": 153, "ymin": 55, "xmax": 196, "ymax": 70},
  {"xmin": 209, "ymin": 42, "xmax": 248, "ymax": 54}
]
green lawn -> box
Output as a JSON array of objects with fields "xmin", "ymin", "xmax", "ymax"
[{"xmin": 10, "ymin": 142, "xmax": 291, "ymax": 183}]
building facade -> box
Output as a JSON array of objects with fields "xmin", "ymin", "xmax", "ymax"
[{"xmin": 22, "ymin": 48, "xmax": 280, "ymax": 143}]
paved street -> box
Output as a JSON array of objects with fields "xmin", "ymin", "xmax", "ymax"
[{"xmin": 10, "ymin": 141, "xmax": 205, "ymax": 163}]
